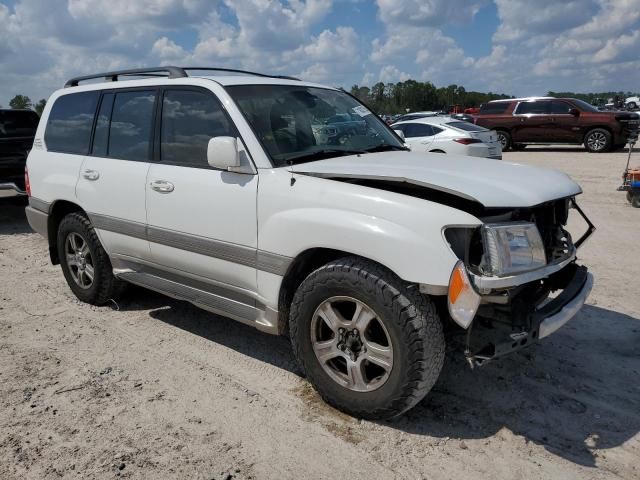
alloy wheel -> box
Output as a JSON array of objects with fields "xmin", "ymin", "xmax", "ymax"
[
  {"xmin": 587, "ymin": 131, "xmax": 607, "ymax": 151},
  {"xmin": 64, "ymin": 232, "xmax": 95, "ymax": 289},
  {"xmin": 310, "ymin": 296, "xmax": 394, "ymax": 392}
]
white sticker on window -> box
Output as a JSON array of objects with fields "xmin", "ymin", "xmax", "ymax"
[{"xmin": 352, "ymin": 105, "xmax": 371, "ymax": 117}]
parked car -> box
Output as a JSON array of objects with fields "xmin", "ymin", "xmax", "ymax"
[
  {"xmin": 393, "ymin": 111, "xmax": 440, "ymax": 123},
  {"xmin": 392, "ymin": 116, "xmax": 502, "ymax": 159},
  {"xmin": 474, "ymin": 97, "xmax": 640, "ymax": 152},
  {"xmin": 25, "ymin": 66, "xmax": 594, "ymax": 419},
  {"xmin": 0, "ymin": 109, "xmax": 39, "ymax": 198}
]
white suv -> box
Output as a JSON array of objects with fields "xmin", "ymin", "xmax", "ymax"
[{"xmin": 25, "ymin": 67, "xmax": 595, "ymax": 419}]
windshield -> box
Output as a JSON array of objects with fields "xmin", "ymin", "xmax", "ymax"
[
  {"xmin": 0, "ymin": 110, "xmax": 39, "ymax": 139},
  {"xmin": 570, "ymin": 99, "xmax": 599, "ymax": 113},
  {"xmin": 226, "ymin": 85, "xmax": 405, "ymax": 166}
]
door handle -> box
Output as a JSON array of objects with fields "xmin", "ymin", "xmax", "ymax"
[
  {"xmin": 150, "ymin": 180, "xmax": 175, "ymax": 193},
  {"xmin": 82, "ymin": 169, "xmax": 100, "ymax": 181}
]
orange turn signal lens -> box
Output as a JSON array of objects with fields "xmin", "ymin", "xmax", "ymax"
[{"xmin": 447, "ymin": 262, "xmax": 481, "ymax": 329}]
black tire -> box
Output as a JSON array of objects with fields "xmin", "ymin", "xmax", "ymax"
[
  {"xmin": 632, "ymin": 194, "xmax": 640, "ymax": 208},
  {"xmin": 496, "ymin": 130, "xmax": 511, "ymax": 151},
  {"xmin": 584, "ymin": 128, "xmax": 612, "ymax": 153},
  {"xmin": 512, "ymin": 143, "xmax": 527, "ymax": 151},
  {"xmin": 289, "ymin": 256, "xmax": 445, "ymax": 419},
  {"xmin": 57, "ymin": 212, "xmax": 125, "ymax": 305},
  {"xmin": 429, "ymin": 149, "xmax": 446, "ymax": 154}
]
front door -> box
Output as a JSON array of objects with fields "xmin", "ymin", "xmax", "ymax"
[
  {"xmin": 403, "ymin": 123, "xmax": 436, "ymax": 151},
  {"xmin": 145, "ymin": 88, "xmax": 258, "ymax": 292},
  {"xmin": 549, "ymin": 100, "xmax": 582, "ymax": 142},
  {"xmin": 76, "ymin": 89, "xmax": 156, "ymax": 261}
]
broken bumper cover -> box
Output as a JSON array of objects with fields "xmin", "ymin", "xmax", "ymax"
[{"xmin": 465, "ymin": 264, "xmax": 593, "ymax": 366}]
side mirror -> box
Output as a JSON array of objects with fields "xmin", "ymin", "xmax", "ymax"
[
  {"xmin": 569, "ymin": 108, "xmax": 580, "ymax": 116},
  {"xmin": 393, "ymin": 129, "xmax": 405, "ymax": 140},
  {"xmin": 207, "ymin": 137, "xmax": 241, "ymax": 171}
]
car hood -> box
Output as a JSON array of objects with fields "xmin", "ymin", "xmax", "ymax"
[{"xmin": 291, "ymin": 151, "xmax": 582, "ymax": 208}]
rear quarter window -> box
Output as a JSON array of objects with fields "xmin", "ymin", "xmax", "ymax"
[
  {"xmin": 479, "ymin": 103, "xmax": 510, "ymax": 114},
  {"xmin": 45, "ymin": 92, "xmax": 99, "ymax": 154},
  {"xmin": 446, "ymin": 121, "xmax": 488, "ymax": 132}
]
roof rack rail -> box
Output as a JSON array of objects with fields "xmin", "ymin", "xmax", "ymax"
[
  {"xmin": 64, "ymin": 66, "xmax": 187, "ymax": 88},
  {"xmin": 64, "ymin": 66, "xmax": 300, "ymax": 88},
  {"xmin": 181, "ymin": 67, "xmax": 300, "ymax": 81}
]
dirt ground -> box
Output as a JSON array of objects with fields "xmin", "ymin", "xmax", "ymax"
[{"xmin": 1, "ymin": 147, "xmax": 639, "ymax": 480}]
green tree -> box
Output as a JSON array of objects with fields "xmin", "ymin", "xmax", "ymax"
[
  {"xmin": 9, "ymin": 95, "xmax": 32, "ymax": 110},
  {"xmin": 34, "ymin": 99, "xmax": 47, "ymax": 116}
]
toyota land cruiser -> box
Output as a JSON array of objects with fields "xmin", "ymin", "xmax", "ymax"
[{"xmin": 25, "ymin": 67, "xmax": 594, "ymax": 419}]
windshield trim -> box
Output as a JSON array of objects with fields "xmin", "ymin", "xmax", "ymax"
[{"xmin": 223, "ymin": 83, "xmax": 406, "ymax": 168}]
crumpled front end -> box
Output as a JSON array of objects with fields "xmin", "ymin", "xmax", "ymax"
[{"xmin": 444, "ymin": 196, "xmax": 595, "ymax": 366}]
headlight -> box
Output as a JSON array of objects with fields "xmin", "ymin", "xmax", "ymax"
[{"xmin": 481, "ymin": 222, "xmax": 547, "ymax": 276}]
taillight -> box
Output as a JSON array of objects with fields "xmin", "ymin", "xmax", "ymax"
[
  {"xmin": 25, "ymin": 166, "xmax": 31, "ymax": 197},
  {"xmin": 453, "ymin": 138, "xmax": 482, "ymax": 145}
]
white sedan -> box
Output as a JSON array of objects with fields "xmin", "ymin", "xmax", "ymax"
[{"xmin": 392, "ymin": 116, "xmax": 502, "ymax": 159}]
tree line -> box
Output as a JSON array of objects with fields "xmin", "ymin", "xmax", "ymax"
[
  {"xmin": 349, "ymin": 80, "xmax": 639, "ymax": 114},
  {"xmin": 349, "ymin": 81, "xmax": 512, "ymax": 114},
  {"xmin": 2, "ymin": 95, "xmax": 47, "ymax": 116}
]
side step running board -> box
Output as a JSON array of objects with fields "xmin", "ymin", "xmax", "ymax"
[{"xmin": 117, "ymin": 270, "xmax": 278, "ymax": 334}]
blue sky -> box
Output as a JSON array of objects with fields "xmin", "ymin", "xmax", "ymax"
[{"xmin": 0, "ymin": 0, "xmax": 638, "ymax": 106}]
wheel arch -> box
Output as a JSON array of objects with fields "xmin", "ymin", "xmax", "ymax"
[
  {"xmin": 47, "ymin": 200, "xmax": 86, "ymax": 265},
  {"xmin": 276, "ymin": 248, "xmax": 398, "ymax": 335}
]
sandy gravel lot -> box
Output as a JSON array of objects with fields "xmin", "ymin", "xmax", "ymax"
[{"xmin": 1, "ymin": 147, "xmax": 639, "ymax": 479}]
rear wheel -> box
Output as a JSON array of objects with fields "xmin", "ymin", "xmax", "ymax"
[
  {"xmin": 584, "ymin": 128, "xmax": 612, "ymax": 153},
  {"xmin": 632, "ymin": 194, "xmax": 640, "ymax": 208},
  {"xmin": 57, "ymin": 212, "xmax": 125, "ymax": 305},
  {"xmin": 496, "ymin": 130, "xmax": 511, "ymax": 151},
  {"xmin": 289, "ymin": 256, "xmax": 445, "ymax": 419}
]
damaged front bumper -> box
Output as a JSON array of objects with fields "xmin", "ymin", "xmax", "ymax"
[{"xmin": 463, "ymin": 263, "xmax": 593, "ymax": 367}]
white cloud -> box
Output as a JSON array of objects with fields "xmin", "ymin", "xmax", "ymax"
[{"xmin": 0, "ymin": 0, "xmax": 639, "ymax": 107}]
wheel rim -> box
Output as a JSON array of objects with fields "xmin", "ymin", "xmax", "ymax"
[
  {"xmin": 497, "ymin": 132, "xmax": 508, "ymax": 149},
  {"xmin": 64, "ymin": 232, "xmax": 95, "ymax": 289},
  {"xmin": 587, "ymin": 131, "xmax": 607, "ymax": 151},
  {"xmin": 310, "ymin": 296, "xmax": 394, "ymax": 392}
]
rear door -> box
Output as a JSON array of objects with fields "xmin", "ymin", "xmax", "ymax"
[
  {"xmin": 145, "ymin": 87, "xmax": 258, "ymax": 292},
  {"xmin": 512, "ymin": 100, "xmax": 552, "ymax": 142},
  {"xmin": 76, "ymin": 89, "xmax": 156, "ymax": 261},
  {"xmin": 403, "ymin": 123, "xmax": 436, "ymax": 151}
]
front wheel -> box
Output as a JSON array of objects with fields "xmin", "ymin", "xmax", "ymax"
[
  {"xmin": 584, "ymin": 128, "xmax": 612, "ymax": 153},
  {"xmin": 289, "ymin": 256, "xmax": 445, "ymax": 419}
]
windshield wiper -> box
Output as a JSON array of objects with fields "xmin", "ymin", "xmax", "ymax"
[
  {"xmin": 363, "ymin": 144, "xmax": 410, "ymax": 153},
  {"xmin": 282, "ymin": 149, "xmax": 366, "ymax": 165}
]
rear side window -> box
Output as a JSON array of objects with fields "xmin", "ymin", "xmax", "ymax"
[
  {"xmin": 515, "ymin": 101, "xmax": 548, "ymax": 115},
  {"xmin": 160, "ymin": 89, "xmax": 234, "ymax": 168},
  {"xmin": 0, "ymin": 110, "xmax": 39, "ymax": 139},
  {"xmin": 446, "ymin": 121, "xmax": 488, "ymax": 132},
  {"xmin": 108, "ymin": 91, "xmax": 156, "ymax": 161},
  {"xmin": 45, "ymin": 92, "xmax": 99, "ymax": 154},
  {"xmin": 404, "ymin": 123, "xmax": 434, "ymax": 138},
  {"xmin": 479, "ymin": 102, "xmax": 509, "ymax": 114}
]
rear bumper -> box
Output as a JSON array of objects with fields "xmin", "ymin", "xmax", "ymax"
[
  {"xmin": 0, "ymin": 182, "xmax": 26, "ymax": 198},
  {"xmin": 25, "ymin": 205, "xmax": 48, "ymax": 239}
]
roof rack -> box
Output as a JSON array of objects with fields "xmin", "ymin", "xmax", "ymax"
[{"xmin": 64, "ymin": 66, "xmax": 300, "ymax": 88}]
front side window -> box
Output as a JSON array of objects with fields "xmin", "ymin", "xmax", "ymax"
[
  {"xmin": 227, "ymin": 85, "xmax": 405, "ymax": 166},
  {"xmin": 550, "ymin": 101, "xmax": 572, "ymax": 114},
  {"xmin": 108, "ymin": 91, "xmax": 156, "ymax": 161},
  {"xmin": 515, "ymin": 101, "xmax": 549, "ymax": 115},
  {"xmin": 161, "ymin": 90, "xmax": 234, "ymax": 167},
  {"xmin": 45, "ymin": 91, "xmax": 99, "ymax": 154}
]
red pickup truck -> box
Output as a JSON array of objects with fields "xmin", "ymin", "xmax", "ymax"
[{"xmin": 474, "ymin": 97, "xmax": 639, "ymax": 152}]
